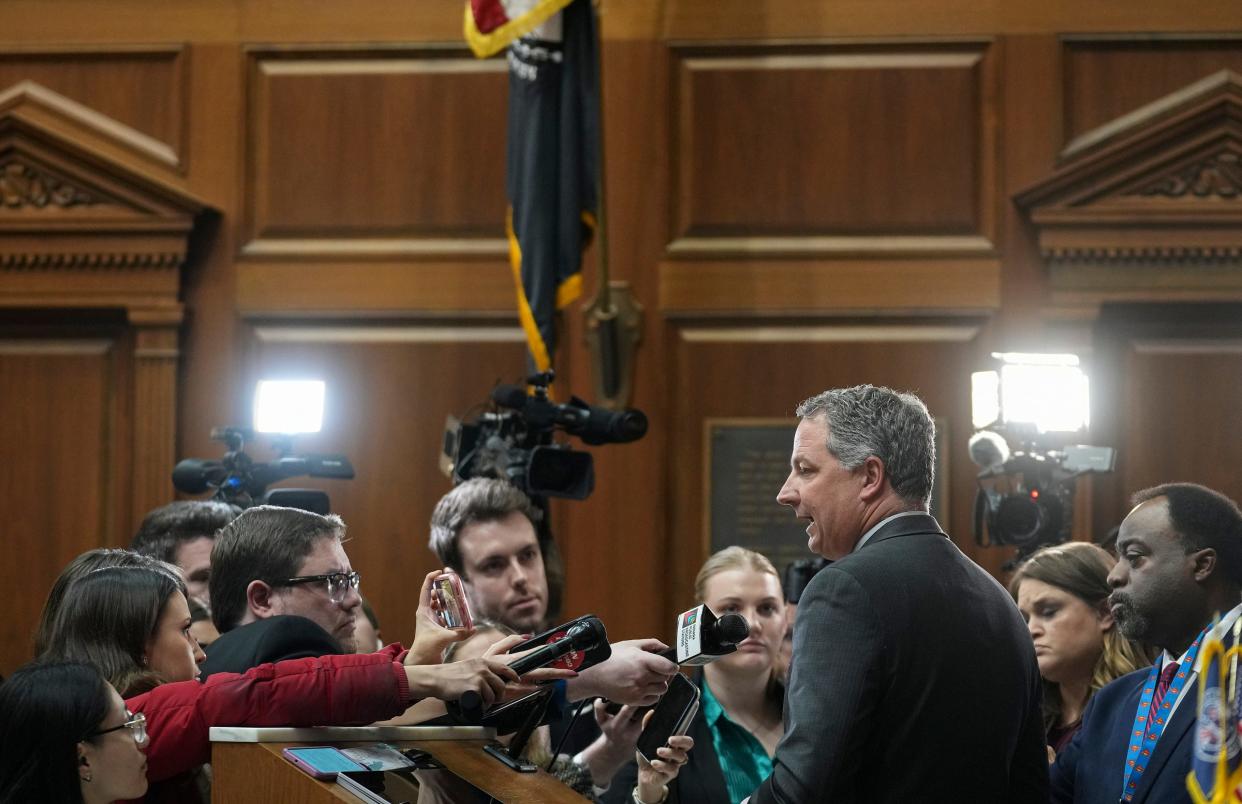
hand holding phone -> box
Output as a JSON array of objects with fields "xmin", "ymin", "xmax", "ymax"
[
  {"xmin": 282, "ymin": 746, "xmax": 368, "ymax": 780},
  {"xmin": 636, "ymin": 674, "xmax": 700, "ymax": 763},
  {"xmin": 431, "ymin": 572, "xmax": 473, "ymax": 631}
]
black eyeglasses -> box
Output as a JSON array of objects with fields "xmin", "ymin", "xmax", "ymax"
[
  {"xmin": 275, "ymin": 571, "xmax": 360, "ymax": 604},
  {"xmin": 88, "ymin": 711, "xmax": 147, "ymax": 745}
]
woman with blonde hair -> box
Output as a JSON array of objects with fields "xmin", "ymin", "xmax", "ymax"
[
  {"xmin": 1009, "ymin": 541, "xmax": 1151, "ymax": 754},
  {"xmin": 608, "ymin": 546, "xmax": 786, "ymax": 804}
]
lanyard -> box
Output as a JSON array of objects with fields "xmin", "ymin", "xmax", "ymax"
[{"xmin": 1119, "ymin": 628, "xmax": 1207, "ymax": 802}]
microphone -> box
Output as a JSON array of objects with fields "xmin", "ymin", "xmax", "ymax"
[
  {"xmin": 490, "ymin": 385, "xmax": 648, "ymax": 445},
  {"xmin": 659, "ymin": 606, "xmax": 749, "ymax": 666},
  {"xmin": 456, "ymin": 617, "xmax": 608, "ymax": 720},
  {"xmin": 968, "ymin": 430, "xmax": 1011, "ymax": 472},
  {"xmin": 172, "ymin": 459, "xmax": 225, "ymax": 494}
]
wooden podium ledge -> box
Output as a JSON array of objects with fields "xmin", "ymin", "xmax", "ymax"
[{"xmin": 210, "ymin": 726, "xmax": 587, "ymax": 803}]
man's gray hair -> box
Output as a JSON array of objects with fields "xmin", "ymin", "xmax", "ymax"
[
  {"xmin": 796, "ymin": 384, "xmax": 936, "ymax": 508},
  {"xmin": 429, "ymin": 479, "xmax": 543, "ymax": 574}
]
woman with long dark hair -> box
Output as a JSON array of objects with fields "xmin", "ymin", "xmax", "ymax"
[
  {"xmin": 38, "ymin": 560, "xmax": 570, "ymax": 800},
  {"xmin": 1009, "ymin": 541, "xmax": 1152, "ymax": 754},
  {"xmin": 42, "ymin": 566, "xmax": 204, "ymax": 695},
  {"xmin": 0, "ymin": 661, "xmax": 148, "ymax": 804}
]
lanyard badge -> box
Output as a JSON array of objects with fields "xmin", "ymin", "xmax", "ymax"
[{"xmin": 1120, "ymin": 628, "xmax": 1208, "ymax": 801}]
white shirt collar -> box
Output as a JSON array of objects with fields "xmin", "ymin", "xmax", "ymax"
[{"xmin": 852, "ymin": 510, "xmax": 930, "ymax": 553}]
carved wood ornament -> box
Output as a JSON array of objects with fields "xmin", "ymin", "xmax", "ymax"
[
  {"xmin": 0, "ymin": 80, "xmax": 213, "ymax": 525},
  {"xmin": 1016, "ymin": 69, "xmax": 1242, "ymax": 310}
]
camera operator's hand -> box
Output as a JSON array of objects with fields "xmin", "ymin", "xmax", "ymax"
[
  {"xmin": 406, "ymin": 569, "xmax": 474, "ymax": 666},
  {"xmin": 567, "ymin": 639, "xmax": 677, "ymax": 706}
]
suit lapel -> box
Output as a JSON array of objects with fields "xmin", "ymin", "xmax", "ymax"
[{"xmin": 1130, "ymin": 691, "xmax": 1196, "ymax": 804}]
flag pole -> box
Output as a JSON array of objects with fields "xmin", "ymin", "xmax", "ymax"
[{"xmin": 582, "ymin": 0, "xmax": 643, "ymax": 409}]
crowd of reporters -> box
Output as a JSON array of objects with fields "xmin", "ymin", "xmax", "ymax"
[{"xmin": 4, "ymin": 383, "xmax": 1242, "ymax": 804}]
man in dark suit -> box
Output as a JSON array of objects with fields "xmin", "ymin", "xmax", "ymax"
[
  {"xmin": 748, "ymin": 384, "xmax": 1048, "ymax": 804},
  {"xmin": 1050, "ymin": 482, "xmax": 1242, "ymax": 804}
]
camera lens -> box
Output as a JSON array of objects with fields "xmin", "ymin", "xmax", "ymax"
[{"xmin": 995, "ymin": 496, "xmax": 1044, "ymax": 546}]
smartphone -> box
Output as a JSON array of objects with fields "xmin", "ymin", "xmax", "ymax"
[
  {"xmin": 431, "ymin": 572, "xmax": 473, "ymax": 631},
  {"xmin": 636, "ymin": 674, "xmax": 700, "ymax": 763},
  {"xmin": 282, "ymin": 746, "xmax": 369, "ymax": 780}
]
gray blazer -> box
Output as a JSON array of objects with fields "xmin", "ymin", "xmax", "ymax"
[{"xmin": 749, "ymin": 513, "xmax": 1048, "ymax": 804}]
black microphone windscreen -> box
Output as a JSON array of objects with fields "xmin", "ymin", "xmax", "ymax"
[
  {"xmin": 172, "ymin": 459, "xmax": 217, "ymax": 494},
  {"xmin": 714, "ymin": 613, "xmax": 749, "ymax": 646},
  {"xmin": 491, "ymin": 384, "xmax": 528, "ymax": 410}
]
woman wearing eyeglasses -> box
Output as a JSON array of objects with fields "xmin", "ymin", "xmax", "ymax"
[
  {"xmin": 0, "ymin": 661, "xmax": 148, "ymax": 804},
  {"xmin": 41, "ymin": 564, "xmax": 570, "ymax": 803}
]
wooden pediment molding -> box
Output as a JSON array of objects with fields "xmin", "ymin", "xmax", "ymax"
[
  {"xmin": 0, "ymin": 81, "xmax": 212, "ymax": 315},
  {"xmin": 1015, "ymin": 70, "xmax": 1242, "ymax": 308}
]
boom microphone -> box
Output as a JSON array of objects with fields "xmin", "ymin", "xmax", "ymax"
[
  {"xmin": 968, "ymin": 430, "xmax": 1011, "ymax": 472},
  {"xmin": 172, "ymin": 459, "xmax": 225, "ymax": 494},
  {"xmin": 490, "ymin": 384, "xmax": 648, "ymax": 445}
]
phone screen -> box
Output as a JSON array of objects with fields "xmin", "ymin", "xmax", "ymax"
[
  {"xmin": 636, "ymin": 674, "xmax": 700, "ymax": 762},
  {"xmin": 432, "ymin": 573, "xmax": 473, "ymax": 630},
  {"xmin": 286, "ymin": 747, "xmax": 368, "ymax": 774}
]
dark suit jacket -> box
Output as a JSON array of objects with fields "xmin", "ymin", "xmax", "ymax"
[
  {"xmin": 750, "ymin": 513, "xmax": 1048, "ymax": 804},
  {"xmin": 1050, "ymin": 665, "xmax": 1193, "ymax": 804},
  {"xmin": 199, "ymin": 615, "xmax": 343, "ymax": 679}
]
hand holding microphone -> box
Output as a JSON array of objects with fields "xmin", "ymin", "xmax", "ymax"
[{"xmin": 456, "ymin": 617, "xmax": 607, "ymax": 721}]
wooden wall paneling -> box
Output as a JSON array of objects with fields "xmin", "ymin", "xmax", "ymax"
[
  {"xmin": 662, "ymin": 1, "xmax": 1242, "ymax": 40},
  {"xmin": 243, "ymin": 46, "xmax": 508, "ymax": 257},
  {"xmin": 0, "ymin": 339, "xmax": 116, "ymax": 675},
  {"xmin": 246, "ymin": 325, "xmax": 528, "ymax": 653},
  {"xmin": 238, "ymin": 45, "xmax": 519, "ymax": 318},
  {"xmin": 662, "ymin": 40, "xmax": 1001, "ymax": 316},
  {"xmin": 1090, "ymin": 304, "xmax": 1242, "ymax": 537},
  {"xmin": 0, "ymin": 46, "xmax": 188, "ymax": 172},
  {"xmin": 128, "ymin": 309, "xmax": 182, "ymax": 530},
  {"xmin": 1062, "ymin": 36, "xmax": 1242, "ymax": 150},
  {"xmin": 556, "ymin": 28, "xmax": 673, "ymax": 645},
  {"xmin": 997, "ymin": 35, "xmax": 1062, "ymax": 342},
  {"xmin": 671, "ymin": 42, "xmax": 993, "ymax": 249},
  {"xmin": 1118, "ymin": 340, "xmax": 1242, "ymax": 506}
]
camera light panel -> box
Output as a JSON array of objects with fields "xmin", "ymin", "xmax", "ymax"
[
  {"xmin": 971, "ymin": 370, "xmax": 1001, "ymax": 430},
  {"xmin": 254, "ymin": 380, "xmax": 325, "ymax": 434},
  {"xmin": 999, "ymin": 361, "xmax": 1089, "ymax": 433}
]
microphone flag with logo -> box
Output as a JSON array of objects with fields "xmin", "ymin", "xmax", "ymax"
[
  {"xmin": 1187, "ymin": 615, "xmax": 1242, "ymax": 804},
  {"xmin": 465, "ymin": 0, "xmax": 599, "ymax": 374}
]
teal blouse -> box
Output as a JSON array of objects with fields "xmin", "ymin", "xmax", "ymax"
[{"xmin": 700, "ymin": 677, "xmax": 775, "ymax": 804}]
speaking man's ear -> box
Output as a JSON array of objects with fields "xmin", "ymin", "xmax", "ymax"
[{"xmin": 858, "ymin": 455, "xmax": 888, "ymax": 503}]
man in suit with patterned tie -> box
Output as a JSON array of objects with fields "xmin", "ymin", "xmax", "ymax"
[
  {"xmin": 747, "ymin": 384, "xmax": 1048, "ymax": 804},
  {"xmin": 1050, "ymin": 482, "xmax": 1242, "ymax": 804}
]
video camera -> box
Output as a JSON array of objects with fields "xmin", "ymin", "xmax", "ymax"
[
  {"xmin": 969, "ymin": 426, "xmax": 1115, "ymax": 561},
  {"xmin": 172, "ymin": 427, "xmax": 355, "ymax": 514},
  {"xmin": 441, "ymin": 372, "xmax": 648, "ymax": 500}
]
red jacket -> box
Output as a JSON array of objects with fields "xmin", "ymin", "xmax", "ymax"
[{"xmin": 127, "ymin": 644, "xmax": 410, "ymax": 784}]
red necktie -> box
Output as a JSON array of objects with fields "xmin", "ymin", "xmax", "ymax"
[{"xmin": 1147, "ymin": 662, "xmax": 1180, "ymax": 732}]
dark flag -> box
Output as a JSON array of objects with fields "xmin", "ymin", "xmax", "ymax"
[{"xmin": 467, "ymin": 0, "xmax": 598, "ymax": 373}]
